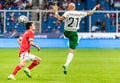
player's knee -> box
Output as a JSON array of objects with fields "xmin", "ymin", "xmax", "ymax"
[
  {"xmin": 70, "ymin": 48, "xmax": 75, "ymax": 54},
  {"xmin": 19, "ymin": 64, "xmax": 25, "ymax": 68},
  {"xmin": 38, "ymin": 57, "xmax": 42, "ymax": 63},
  {"xmin": 35, "ymin": 57, "xmax": 41, "ymax": 64},
  {"xmin": 19, "ymin": 60, "xmax": 26, "ymax": 68}
]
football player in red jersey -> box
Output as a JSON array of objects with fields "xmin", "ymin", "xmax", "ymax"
[{"xmin": 8, "ymin": 22, "xmax": 41, "ymax": 80}]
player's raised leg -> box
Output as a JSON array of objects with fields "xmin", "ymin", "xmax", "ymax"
[{"xmin": 24, "ymin": 56, "xmax": 41, "ymax": 78}]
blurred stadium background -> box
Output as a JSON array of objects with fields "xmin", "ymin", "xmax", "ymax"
[
  {"xmin": 0, "ymin": 0, "xmax": 119, "ymax": 38},
  {"xmin": 0, "ymin": 0, "xmax": 120, "ymax": 48},
  {"xmin": 1, "ymin": 0, "xmax": 120, "ymax": 83}
]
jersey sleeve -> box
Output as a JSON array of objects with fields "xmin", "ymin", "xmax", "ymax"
[
  {"xmin": 28, "ymin": 31, "xmax": 34, "ymax": 41},
  {"xmin": 79, "ymin": 11, "xmax": 87, "ymax": 18},
  {"xmin": 62, "ymin": 12, "xmax": 68, "ymax": 18}
]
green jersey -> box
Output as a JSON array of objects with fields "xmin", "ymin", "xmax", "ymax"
[{"xmin": 63, "ymin": 11, "xmax": 87, "ymax": 31}]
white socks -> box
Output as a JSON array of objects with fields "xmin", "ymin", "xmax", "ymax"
[{"xmin": 65, "ymin": 53, "xmax": 74, "ymax": 66}]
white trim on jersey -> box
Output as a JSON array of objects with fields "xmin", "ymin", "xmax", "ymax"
[
  {"xmin": 29, "ymin": 38, "xmax": 33, "ymax": 41},
  {"xmin": 19, "ymin": 36, "xmax": 22, "ymax": 39}
]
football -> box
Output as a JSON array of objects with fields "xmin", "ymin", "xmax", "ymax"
[{"xmin": 18, "ymin": 15, "xmax": 28, "ymax": 23}]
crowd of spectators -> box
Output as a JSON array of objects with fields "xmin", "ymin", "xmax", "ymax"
[
  {"xmin": 40, "ymin": 0, "xmax": 120, "ymax": 34},
  {"xmin": 0, "ymin": 0, "xmax": 34, "ymax": 37},
  {"xmin": 40, "ymin": 0, "xmax": 120, "ymax": 33},
  {"xmin": 0, "ymin": 0, "xmax": 33, "ymax": 10},
  {"xmin": 0, "ymin": 0, "xmax": 120, "ymax": 37},
  {"xmin": 42, "ymin": 0, "xmax": 120, "ymax": 11},
  {"xmin": 0, "ymin": 0, "xmax": 119, "ymax": 12}
]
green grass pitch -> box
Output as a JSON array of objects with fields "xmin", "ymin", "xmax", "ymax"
[{"xmin": 1, "ymin": 48, "xmax": 120, "ymax": 83}]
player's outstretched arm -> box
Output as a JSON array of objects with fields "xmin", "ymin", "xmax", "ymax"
[
  {"xmin": 87, "ymin": 4, "xmax": 100, "ymax": 16},
  {"xmin": 30, "ymin": 41, "xmax": 40, "ymax": 51},
  {"xmin": 53, "ymin": 7, "xmax": 65, "ymax": 20}
]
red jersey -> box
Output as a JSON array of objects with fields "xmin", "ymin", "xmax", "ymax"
[{"xmin": 19, "ymin": 30, "xmax": 34, "ymax": 55}]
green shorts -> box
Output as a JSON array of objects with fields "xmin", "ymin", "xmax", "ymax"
[{"xmin": 64, "ymin": 30, "xmax": 79, "ymax": 49}]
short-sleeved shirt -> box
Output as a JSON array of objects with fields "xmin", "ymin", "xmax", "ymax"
[
  {"xmin": 63, "ymin": 11, "xmax": 87, "ymax": 31},
  {"xmin": 19, "ymin": 30, "xmax": 34, "ymax": 55}
]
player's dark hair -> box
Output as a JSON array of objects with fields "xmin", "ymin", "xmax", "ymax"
[{"xmin": 26, "ymin": 22, "xmax": 33, "ymax": 30}]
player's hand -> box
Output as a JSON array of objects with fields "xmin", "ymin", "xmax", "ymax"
[
  {"xmin": 53, "ymin": 6, "xmax": 58, "ymax": 13},
  {"xmin": 95, "ymin": 4, "xmax": 100, "ymax": 9},
  {"xmin": 37, "ymin": 46, "xmax": 40, "ymax": 51}
]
